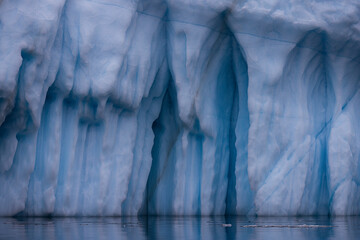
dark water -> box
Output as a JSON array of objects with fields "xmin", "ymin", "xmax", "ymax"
[{"xmin": 1, "ymin": 216, "xmax": 360, "ymax": 240}]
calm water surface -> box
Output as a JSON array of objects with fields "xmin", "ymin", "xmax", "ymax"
[{"xmin": 1, "ymin": 216, "xmax": 359, "ymax": 240}]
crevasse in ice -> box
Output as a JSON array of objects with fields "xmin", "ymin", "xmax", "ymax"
[{"xmin": 0, "ymin": 0, "xmax": 360, "ymax": 216}]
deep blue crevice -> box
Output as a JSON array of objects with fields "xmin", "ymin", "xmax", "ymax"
[
  {"xmin": 225, "ymin": 69, "xmax": 239, "ymax": 215},
  {"xmin": 142, "ymin": 79, "xmax": 180, "ymax": 215}
]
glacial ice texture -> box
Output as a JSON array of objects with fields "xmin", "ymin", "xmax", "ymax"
[{"xmin": 0, "ymin": 0, "xmax": 360, "ymax": 216}]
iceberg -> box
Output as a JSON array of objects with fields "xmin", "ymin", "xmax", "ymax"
[{"xmin": 0, "ymin": 0, "xmax": 359, "ymax": 216}]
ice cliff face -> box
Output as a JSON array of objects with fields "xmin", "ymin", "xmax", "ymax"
[{"xmin": 0, "ymin": 0, "xmax": 359, "ymax": 216}]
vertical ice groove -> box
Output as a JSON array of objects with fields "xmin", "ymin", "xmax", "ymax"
[
  {"xmin": 229, "ymin": 37, "xmax": 254, "ymax": 215},
  {"xmin": 146, "ymin": 82, "xmax": 180, "ymax": 215},
  {"xmin": 25, "ymin": 92, "xmax": 63, "ymax": 216},
  {"xmin": 225, "ymin": 67, "xmax": 238, "ymax": 215}
]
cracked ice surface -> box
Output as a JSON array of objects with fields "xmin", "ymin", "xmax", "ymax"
[{"xmin": 0, "ymin": 0, "xmax": 359, "ymax": 216}]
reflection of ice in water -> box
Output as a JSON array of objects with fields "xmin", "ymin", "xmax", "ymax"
[
  {"xmin": 0, "ymin": 216, "xmax": 359, "ymax": 240},
  {"xmin": 239, "ymin": 224, "xmax": 333, "ymax": 228}
]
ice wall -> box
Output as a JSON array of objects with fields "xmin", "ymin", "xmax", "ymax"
[{"xmin": 0, "ymin": 0, "xmax": 359, "ymax": 216}]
